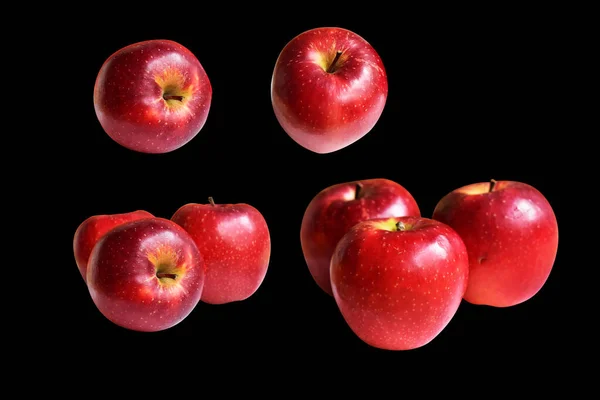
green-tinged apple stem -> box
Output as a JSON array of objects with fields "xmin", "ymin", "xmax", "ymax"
[
  {"xmin": 396, "ymin": 221, "xmax": 407, "ymax": 231},
  {"xmin": 489, "ymin": 179, "xmax": 497, "ymax": 192},
  {"xmin": 157, "ymin": 272, "xmax": 177, "ymax": 279},
  {"xmin": 208, "ymin": 197, "xmax": 216, "ymax": 206},
  {"xmin": 327, "ymin": 51, "xmax": 343, "ymax": 73}
]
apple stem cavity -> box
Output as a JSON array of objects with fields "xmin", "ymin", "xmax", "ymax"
[
  {"xmin": 396, "ymin": 221, "xmax": 408, "ymax": 231},
  {"xmin": 157, "ymin": 272, "xmax": 177, "ymax": 280},
  {"xmin": 489, "ymin": 179, "xmax": 497, "ymax": 193},
  {"xmin": 163, "ymin": 94, "xmax": 184, "ymax": 102},
  {"xmin": 326, "ymin": 51, "xmax": 343, "ymax": 73},
  {"xmin": 208, "ymin": 197, "xmax": 216, "ymax": 206}
]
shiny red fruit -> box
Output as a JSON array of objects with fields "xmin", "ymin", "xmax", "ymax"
[
  {"xmin": 432, "ymin": 180, "xmax": 559, "ymax": 307},
  {"xmin": 331, "ymin": 217, "xmax": 469, "ymax": 351},
  {"xmin": 301, "ymin": 178, "xmax": 420, "ymax": 295},
  {"xmin": 171, "ymin": 198, "xmax": 271, "ymax": 305},
  {"xmin": 271, "ymin": 27, "xmax": 388, "ymax": 154},
  {"xmin": 87, "ymin": 218, "xmax": 205, "ymax": 332},
  {"xmin": 94, "ymin": 39, "xmax": 212, "ymax": 154}
]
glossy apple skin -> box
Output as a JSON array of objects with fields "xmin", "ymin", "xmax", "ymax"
[
  {"xmin": 432, "ymin": 180, "xmax": 558, "ymax": 307},
  {"xmin": 87, "ymin": 218, "xmax": 205, "ymax": 332},
  {"xmin": 94, "ymin": 39, "xmax": 212, "ymax": 154},
  {"xmin": 271, "ymin": 27, "xmax": 388, "ymax": 154},
  {"xmin": 73, "ymin": 210, "xmax": 154, "ymax": 282},
  {"xmin": 301, "ymin": 178, "xmax": 420, "ymax": 295},
  {"xmin": 171, "ymin": 202, "xmax": 271, "ymax": 304},
  {"xmin": 331, "ymin": 216, "xmax": 469, "ymax": 351}
]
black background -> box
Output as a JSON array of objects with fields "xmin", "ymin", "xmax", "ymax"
[{"xmin": 53, "ymin": 8, "xmax": 572, "ymax": 365}]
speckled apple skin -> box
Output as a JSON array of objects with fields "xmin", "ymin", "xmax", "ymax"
[
  {"xmin": 87, "ymin": 218, "xmax": 205, "ymax": 332},
  {"xmin": 271, "ymin": 27, "xmax": 388, "ymax": 154},
  {"xmin": 73, "ymin": 210, "xmax": 154, "ymax": 282},
  {"xmin": 432, "ymin": 180, "xmax": 559, "ymax": 307},
  {"xmin": 301, "ymin": 178, "xmax": 420, "ymax": 296},
  {"xmin": 94, "ymin": 39, "xmax": 212, "ymax": 154},
  {"xmin": 171, "ymin": 202, "xmax": 271, "ymax": 304},
  {"xmin": 331, "ymin": 217, "xmax": 469, "ymax": 351}
]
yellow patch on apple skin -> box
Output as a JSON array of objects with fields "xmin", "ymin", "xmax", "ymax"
[
  {"xmin": 154, "ymin": 67, "xmax": 194, "ymax": 111},
  {"xmin": 373, "ymin": 218, "xmax": 400, "ymax": 232},
  {"xmin": 457, "ymin": 180, "xmax": 507, "ymax": 196},
  {"xmin": 147, "ymin": 244, "xmax": 178, "ymax": 267},
  {"xmin": 147, "ymin": 245, "xmax": 186, "ymax": 287},
  {"xmin": 311, "ymin": 43, "xmax": 349, "ymax": 73}
]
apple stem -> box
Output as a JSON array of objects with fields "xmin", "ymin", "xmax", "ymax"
[
  {"xmin": 355, "ymin": 182, "xmax": 363, "ymax": 199},
  {"xmin": 327, "ymin": 51, "xmax": 343, "ymax": 73},
  {"xmin": 163, "ymin": 95, "xmax": 184, "ymax": 102},
  {"xmin": 396, "ymin": 221, "xmax": 407, "ymax": 231},
  {"xmin": 157, "ymin": 273, "xmax": 177, "ymax": 280},
  {"xmin": 208, "ymin": 197, "xmax": 216, "ymax": 206},
  {"xmin": 489, "ymin": 179, "xmax": 497, "ymax": 192}
]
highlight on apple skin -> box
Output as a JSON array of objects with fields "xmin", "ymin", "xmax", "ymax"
[
  {"xmin": 94, "ymin": 39, "xmax": 212, "ymax": 154},
  {"xmin": 171, "ymin": 197, "xmax": 271, "ymax": 305},
  {"xmin": 87, "ymin": 217, "xmax": 205, "ymax": 332},
  {"xmin": 300, "ymin": 178, "xmax": 420, "ymax": 295},
  {"xmin": 432, "ymin": 180, "xmax": 559, "ymax": 307},
  {"xmin": 330, "ymin": 216, "xmax": 469, "ymax": 351},
  {"xmin": 271, "ymin": 27, "xmax": 388, "ymax": 154},
  {"xmin": 73, "ymin": 210, "xmax": 154, "ymax": 282}
]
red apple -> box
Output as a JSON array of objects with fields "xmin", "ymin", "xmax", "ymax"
[
  {"xmin": 271, "ymin": 27, "xmax": 388, "ymax": 154},
  {"xmin": 87, "ymin": 217, "xmax": 205, "ymax": 332},
  {"xmin": 331, "ymin": 216, "xmax": 469, "ymax": 351},
  {"xmin": 73, "ymin": 210, "xmax": 154, "ymax": 282},
  {"xmin": 432, "ymin": 179, "xmax": 559, "ymax": 307},
  {"xmin": 171, "ymin": 197, "xmax": 271, "ymax": 305},
  {"xmin": 301, "ymin": 178, "xmax": 420, "ymax": 295},
  {"xmin": 94, "ymin": 39, "xmax": 212, "ymax": 154}
]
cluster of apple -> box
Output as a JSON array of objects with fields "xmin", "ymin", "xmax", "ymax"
[
  {"xmin": 73, "ymin": 199, "xmax": 270, "ymax": 332},
  {"xmin": 93, "ymin": 27, "xmax": 387, "ymax": 155},
  {"xmin": 300, "ymin": 178, "xmax": 558, "ymax": 350},
  {"xmin": 86, "ymin": 27, "xmax": 558, "ymax": 349}
]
